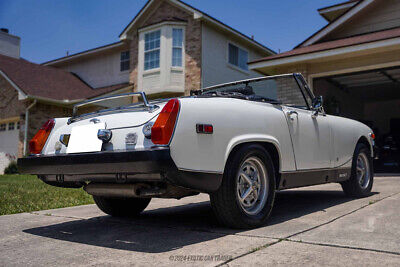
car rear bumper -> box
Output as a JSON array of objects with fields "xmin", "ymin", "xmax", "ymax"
[
  {"xmin": 18, "ymin": 148, "xmax": 173, "ymax": 175},
  {"xmin": 17, "ymin": 148, "xmax": 222, "ymax": 192}
]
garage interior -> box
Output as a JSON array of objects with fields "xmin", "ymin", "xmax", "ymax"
[{"xmin": 314, "ymin": 66, "xmax": 400, "ymax": 172}]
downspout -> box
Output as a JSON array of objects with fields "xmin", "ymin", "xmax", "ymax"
[{"xmin": 23, "ymin": 100, "xmax": 37, "ymax": 155}]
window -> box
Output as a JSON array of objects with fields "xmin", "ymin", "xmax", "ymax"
[
  {"xmin": 0, "ymin": 124, "xmax": 5, "ymax": 131},
  {"xmin": 17, "ymin": 121, "xmax": 20, "ymax": 129},
  {"xmin": 144, "ymin": 30, "xmax": 161, "ymax": 70},
  {"xmin": 120, "ymin": 51, "xmax": 130, "ymax": 71},
  {"xmin": 172, "ymin": 28, "xmax": 183, "ymax": 67},
  {"xmin": 228, "ymin": 43, "xmax": 248, "ymax": 71},
  {"xmin": 8, "ymin": 122, "xmax": 15, "ymax": 131}
]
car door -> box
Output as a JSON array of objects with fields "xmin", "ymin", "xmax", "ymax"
[
  {"xmin": 281, "ymin": 76, "xmax": 332, "ymax": 170},
  {"xmin": 283, "ymin": 106, "xmax": 332, "ymax": 170}
]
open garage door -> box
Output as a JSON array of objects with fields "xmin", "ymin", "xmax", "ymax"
[
  {"xmin": 0, "ymin": 121, "xmax": 19, "ymax": 173},
  {"xmin": 313, "ymin": 66, "xmax": 400, "ymax": 173}
]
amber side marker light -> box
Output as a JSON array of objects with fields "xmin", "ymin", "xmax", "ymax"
[
  {"xmin": 369, "ymin": 133, "xmax": 375, "ymax": 139},
  {"xmin": 29, "ymin": 119, "xmax": 55, "ymax": 154},
  {"xmin": 151, "ymin": 99, "xmax": 180, "ymax": 145}
]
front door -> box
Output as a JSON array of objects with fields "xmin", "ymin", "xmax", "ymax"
[{"xmin": 284, "ymin": 107, "xmax": 332, "ymax": 170}]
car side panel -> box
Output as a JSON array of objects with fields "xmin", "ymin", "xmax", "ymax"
[
  {"xmin": 328, "ymin": 114, "xmax": 373, "ymax": 168},
  {"xmin": 169, "ymin": 98, "xmax": 296, "ymax": 173}
]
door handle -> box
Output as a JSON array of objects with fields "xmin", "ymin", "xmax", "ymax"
[{"xmin": 287, "ymin": 110, "xmax": 298, "ymax": 120}]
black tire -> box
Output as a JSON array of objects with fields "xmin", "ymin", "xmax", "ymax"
[
  {"xmin": 341, "ymin": 143, "xmax": 374, "ymax": 197},
  {"xmin": 210, "ymin": 144, "xmax": 276, "ymax": 229},
  {"xmin": 93, "ymin": 196, "xmax": 151, "ymax": 217}
]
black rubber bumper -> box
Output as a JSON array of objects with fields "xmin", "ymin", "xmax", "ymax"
[
  {"xmin": 17, "ymin": 148, "xmax": 222, "ymax": 192},
  {"xmin": 18, "ymin": 148, "xmax": 173, "ymax": 175}
]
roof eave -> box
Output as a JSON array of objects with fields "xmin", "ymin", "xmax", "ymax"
[
  {"xmin": 249, "ymin": 37, "xmax": 400, "ymax": 72},
  {"xmin": 25, "ymin": 95, "xmax": 84, "ymax": 106},
  {"xmin": 43, "ymin": 41, "xmax": 126, "ymax": 66},
  {"xmin": 25, "ymin": 84, "xmax": 132, "ymax": 106}
]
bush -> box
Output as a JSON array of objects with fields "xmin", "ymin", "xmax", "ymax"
[{"xmin": 4, "ymin": 161, "xmax": 18, "ymax": 174}]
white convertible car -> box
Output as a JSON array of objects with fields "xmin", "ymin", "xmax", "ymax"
[{"xmin": 18, "ymin": 73, "xmax": 375, "ymax": 228}]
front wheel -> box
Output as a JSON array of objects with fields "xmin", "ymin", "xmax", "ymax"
[
  {"xmin": 210, "ymin": 144, "xmax": 276, "ymax": 229},
  {"xmin": 93, "ymin": 196, "xmax": 151, "ymax": 217},
  {"xmin": 341, "ymin": 143, "xmax": 373, "ymax": 197}
]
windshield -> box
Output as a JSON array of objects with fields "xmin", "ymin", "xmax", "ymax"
[{"xmin": 196, "ymin": 74, "xmax": 310, "ymax": 109}]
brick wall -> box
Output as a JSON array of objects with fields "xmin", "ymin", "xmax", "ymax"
[
  {"xmin": 15, "ymin": 101, "xmax": 71, "ymax": 157},
  {"xmin": 0, "ymin": 75, "xmax": 24, "ymax": 158},
  {"xmin": 276, "ymin": 76, "xmax": 306, "ymax": 106},
  {"xmin": 1, "ymin": 75, "xmax": 75, "ymax": 157},
  {"xmin": 129, "ymin": 0, "xmax": 202, "ymax": 95},
  {"xmin": 0, "ymin": 75, "xmax": 24, "ymax": 120},
  {"xmin": 277, "ymin": 65, "xmax": 309, "ymax": 84}
]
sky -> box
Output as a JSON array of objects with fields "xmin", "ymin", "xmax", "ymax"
[{"xmin": 0, "ymin": 0, "xmax": 345, "ymax": 64}]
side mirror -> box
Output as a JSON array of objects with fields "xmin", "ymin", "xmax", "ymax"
[
  {"xmin": 312, "ymin": 96, "xmax": 323, "ymax": 110},
  {"xmin": 311, "ymin": 96, "xmax": 324, "ymax": 117}
]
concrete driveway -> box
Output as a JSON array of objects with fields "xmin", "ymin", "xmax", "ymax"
[{"xmin": 0, "ymin": 176, "xmax": 399, "ymax": 266}]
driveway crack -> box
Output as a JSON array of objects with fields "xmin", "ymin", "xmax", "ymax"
[
  {"xmin": 285, "ymin": 191, "xmax": 400, "ymax": 239},
  {"xmin": 218, "ymin": 191, "xmax": 400, "ymax": 266},
  {"xmin": 285, "ymin": 239, "xmax": 400, "ymax": 256}
]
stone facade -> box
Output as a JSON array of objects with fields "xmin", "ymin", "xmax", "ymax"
[{"xmin": 128, "ymin": 0, "xmax": 202, "ymax": 95}]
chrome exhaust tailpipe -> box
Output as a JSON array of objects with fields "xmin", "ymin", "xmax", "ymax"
[{"xmin": 84, "ymin": 183, "xmax": 166, "ymax": 198}]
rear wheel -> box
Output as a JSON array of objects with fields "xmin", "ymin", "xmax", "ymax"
[
  {"xmin": 341, "ymin": 143, "xmax": 373, "ymax": 197},
  {"xmin": 93, "ymin": 196, "xmax": 151, "ymax": 217},
  {"xmin": 210, "ymin": 144, "xmax": 276, "ymax": 229}
]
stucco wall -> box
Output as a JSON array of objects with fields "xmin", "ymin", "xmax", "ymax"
[
  {"xmin": 201, "ymin": 24, "xmax": 264, "ymax": 87},
  {"xmin": 55, "ymin": 49, "xmax": 130, "ymax": 88}
]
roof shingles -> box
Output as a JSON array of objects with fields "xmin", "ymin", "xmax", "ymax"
[{"xmin": 0, "ymin": 54, "xmax": 129, "ymax": 101}]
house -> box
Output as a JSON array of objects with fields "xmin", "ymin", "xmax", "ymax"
[
  {"xmin": 249, "ymin": 0, "xmax": 400, "ymax": 144},
  {"xmin": 0, "ymin": 0, "xmax": 274, "ymax": 172},
  {"xmin": 44, "ymin": 0, "xmax": 275, "ymax": 97},
  {"xmin": 0, "ymin": 30, "xmax": 131, "ymax": 173}
]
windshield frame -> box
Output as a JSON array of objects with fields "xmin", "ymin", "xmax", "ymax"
[{"xmin": 191, "ymin": 73, "xmax": 314, "ymax": 108}]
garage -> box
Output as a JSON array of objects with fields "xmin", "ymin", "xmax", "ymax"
[
  {"xmin": 0, "ymin": 119, "xmax": 20, "ymax": 173},
  {"xmin": 248, "ymin": 0, "xmax": 400, "ymax": 173},
  {"xmin": 313, "ymin": 67, "xmax": 400, "ymax": 172}
]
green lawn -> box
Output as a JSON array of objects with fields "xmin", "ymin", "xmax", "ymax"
[{"xmin": 0, "ymin": 175, "xmax": 94, "ymax": 215}]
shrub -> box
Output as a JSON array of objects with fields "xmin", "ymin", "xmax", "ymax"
[{"xmin": 4, "ymin": 161, "xmax": 18, "ymax": 174}]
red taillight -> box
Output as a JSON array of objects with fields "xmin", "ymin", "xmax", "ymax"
[
  {"xmin": 151, "ymin": 99, "xmax": 180, "ymax": 145},
  {"xmin": 29, "ymin": 119, "xmax": 55, "ymax": 154}
]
